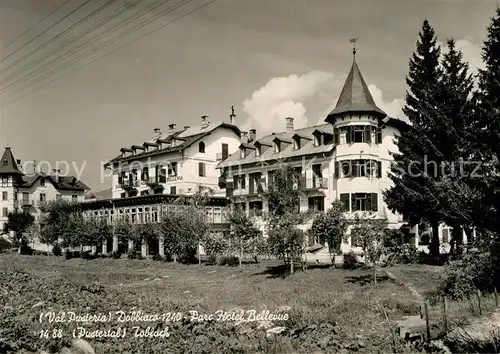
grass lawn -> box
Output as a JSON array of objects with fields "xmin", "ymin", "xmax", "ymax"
[{"xmin": 1, "ymin": 255, "xmax": 437, "ymax": 354}]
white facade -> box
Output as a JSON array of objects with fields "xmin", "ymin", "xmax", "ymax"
[
  {"xmin": 106, "ymin": 118, "xmax": 241, "ymax": 199},
  {"xmin": 0, "ymin": 147, "xmax": 88, "ymax": 235}
]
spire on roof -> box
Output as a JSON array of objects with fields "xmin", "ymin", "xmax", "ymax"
[
  {"xmin": 325, "ymin": 43, "xmax": 386, "ymax": 122},
  {"xmin": 0, "ymin": 146, "xmax": 24, "ymax": 176}
]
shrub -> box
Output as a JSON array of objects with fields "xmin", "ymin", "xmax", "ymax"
[
  {"xmin": 391, "ymin": 244, "xmax": 419, "ymax": 264},
  {"xmin": 81, "ymin": 250, "xmax": 97, "ymax": 260},
  {"xmin": 52, "ymin": 244, "xmax": 62, "ymax": 256},
  {"xmin": 218, "ymin": 255, "xmax": 239, "ymax": 267},
  {"xmin": 177, "ymin": 247, "xmax": 198, "ymax": 264},
  {"xmin": 111, "ymin": 251, "xmax": 122, "ymax": 259},
  {"xmin": 151, "ymin": 253, "xmax": 164, "ymax": 262},
  {"xmin": 64, "ymin": 251, "xmax": 73, "ymax": 260},
  {"xmin": 127, "ymin": 250, "xmax": 143, "ymax": 260},
  {"xmin": 0, "ymin": 237, "xmax": 12, "ymax": 252},
  {"xmin": 72, "ymin": 251, "xmax": 81, "ymax": 258},
  {"xmin": 19, "ymin": 244, "xmax": 33, "ymax": 255},
  {"xmin": 206, "ymin": 254, "xmax": 217, "ymax": 265},
  {"xmin": 436, "ymin": 252, "xmax": 494, "ymax": 300},
  {"xmin": 343, "ymin": 252, "xmax": 358, "ymax": 270}
]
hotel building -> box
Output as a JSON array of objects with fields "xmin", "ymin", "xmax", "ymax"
[{"xmin": 217, "ymin": 55, "xmax": 458, "ymax": 254}]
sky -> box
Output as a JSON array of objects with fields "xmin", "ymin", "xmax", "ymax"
[{"xmin": 0, "ymin": 0, "xmax": 495, "ymax": 191}]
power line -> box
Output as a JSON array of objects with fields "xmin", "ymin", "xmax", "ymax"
[
  {"xmin": 4, "ymin": 0, "xmax": 213, "ymax": 104},
  {"xmin": 1, "ymin": 0, "xmax": 119, "ymax": 75},
  {"xmin": 2, "ymin": 0, "xmax": 137, "ymax": 84},
  {"xmin": 2, "ymin": 0, "xmax": 168, "ymax": 92},
  {"xmin": 0, "ymin": 0, "xmax": 71, "ymax": 54},
  {"xmin": 0, "ymin": 0, "xmax": 93, "ymax": 64}
]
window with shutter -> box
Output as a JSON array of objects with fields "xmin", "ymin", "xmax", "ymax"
[
  {"xmin": 335, "ymin": 162, "xmax": 340, "ymax": 179},
  {"xmin": 340, "ymin": 193, "xmax": 350, "ymax": 211},
  {"xmin": 222, "ymin": 143, "xmax": 229, "ymax": 160},
  {"xmin": 334, "ymin": 128, "xmax": 339, "ymax": 144},
  {"xmin": 364, "ymin": 128, "xmax": 371, "ymax": 143},
  {"xmin": 198, "ymin": 162, "xmax": 206, "ymax": 177},
  {"xmin": 371, "ymin": 193, "xmax": 378, "ymax": 211},
  {"xmin": 376, "ymin": 128, "xmax": 382, "ymax": 144},
  {"xmin": 377, "ymin": 161, "xmax": 382, "ymax": 178},
  {"xmin": 241, "ymin": 175, "xmax": 246, "ymax": 189}
]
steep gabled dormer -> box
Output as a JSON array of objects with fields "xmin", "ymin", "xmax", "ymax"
[
  {"xmin": 143, "ymin": 141, "xmax": 158, "ymax": 152},
  {"xmin": 272, "ymin": 137, "xmax": 292, "ymax": 153},
  {"xmin": 254, "ymin": 141, "xmax": 272, "ymax": 157},
  {"xmin": 131, "ymin": 145, "xmax": 145, "ymax": 155},
  {"xmin": 120, "ymin": 147, "xmax": 133, "ymax": 158},
  {"xmin": 239, "ymin": 143, "xmax": 255, "ymax": 159},
  {"xmin": 291, "ymin": 133, "xmax": 312, "ymax": 150}
]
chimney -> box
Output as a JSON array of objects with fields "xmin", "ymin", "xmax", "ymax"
[
  {"xmin": 201, "ymin": 115, "xmax": 210, "ymax": 128},
  {"xmin": 168, "ymin": 124, "xmax": 176, "ymax": 131},
  {"xmin": 249, "ymin": 129, "xmax": 256, "ymax": 143},
  {"xmin": 153, "ymin": 128, "xmax": 161, "ymax": 139},
  {"xmin": 286, "ymin": 117, "xmax": 294, "ymax": 133},
  {"xmin": 241, "ymin": 131, "xmax": 248, "ymax": 144},
  {"xmin": 229, "ymin": 105, "xmax": 236, "ymax": 125},
  {"xmin": 52, "ymin": 169, "xmax": 60, "ymax": 183}
]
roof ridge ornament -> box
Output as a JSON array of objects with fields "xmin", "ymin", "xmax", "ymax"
[{"xmin": 350, "ymin": 38, "xmax": 358, "ymax": 58}]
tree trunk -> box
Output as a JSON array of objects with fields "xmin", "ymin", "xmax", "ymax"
[
  {"xmin": 198, "ymin": 242, "xmax": 201, "ymax": 265},
  {"xmin": 173, "ymin": 254, "xmax": 177, "ymax": 263},
  {"xmin": 239, "ymin": 243, "xmax": 243, "ymax": 267},
  {"xmin": 373, "ymin": 262, "xmax": 377, "ymax": 285},
  {"xmin": 290, "ymin": 253, "xmax": 294, "ymax": 274},
  {"xmin": 454, "ymin": 226, "xmax": 463, "ymax": 255},
  {"xmin": 429, "ymin": 220, "xmax": 440, "ymax": 261}
]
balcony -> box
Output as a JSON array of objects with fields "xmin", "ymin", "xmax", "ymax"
[
  {"xmin": 248, "ymin": 182, "xmax": 265, "ymax": 195},
  {"xmin": 20, "ymin": 199, "xmax": 33, "ymax": 207},
  {"xmin": 308, "ymin": 177, "xmax": 328, "ymax": 190},
  {"xmin": 118, "ymin": 180, "xmax": 139, "ymax": 190}
]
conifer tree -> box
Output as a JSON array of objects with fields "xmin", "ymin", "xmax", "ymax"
[
  {"xmin": 384, "ymin": 19, "xmax": 443, "ymax": 258},
  {"xmin": 426, "ymin": 39, "xmax": 477, "ymax": 253},
  {"xmin": 472, "ymin": 8, "xmax": 500, "ymax": 233}
]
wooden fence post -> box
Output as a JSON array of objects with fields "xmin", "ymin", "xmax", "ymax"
[
  {"xmin": 442, "ymin": 296, "xmax": 448, "ymax": 335},
  {"xmin": 424, "ymin": 302, "xmax": 431, "ymax": 342},
  {"xmin": 477, "ymin": 289, "xmax": 482, "ymax": 316}
]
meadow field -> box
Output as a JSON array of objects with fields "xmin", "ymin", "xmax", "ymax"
[{"xmin": 0, "ymin": 254, "xmax": 471, "ymax": 354}]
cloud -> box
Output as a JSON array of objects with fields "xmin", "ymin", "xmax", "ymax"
[
  {"xmin": 241, "ymin": 71, "xmax": 334, "ymax": 134},
  {"xmin": 242, "ymin": 69, "xmax": 410, "ymax": 136}
]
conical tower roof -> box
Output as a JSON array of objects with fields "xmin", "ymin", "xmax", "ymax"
[
  {"xmin": 326, "ymin": 57, "xmax": 386, "ymax": 122},
  {"xmin": 0, "ymin": 147, "xmax": 23, "ymax": 175}
]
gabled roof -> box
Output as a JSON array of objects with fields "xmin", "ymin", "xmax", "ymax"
[
  {"xmin": 326, "ymin": 58, "xmax": 387, "ymax": 121},
  {"xmin": 272, "ymin": 136, "xmax": 292, "ymax": 144},
  {"xmin": 16, "ymin": 173, "xmax": 90, "ymax": 191},
  {"xmin": 218, "ymin": 123, "xmax": 335, "ymax": 169},
  {"xmin": 292, "ymin": 133, "xmax": 312, "ymax": 141},
  {"xmin": 239, "ymin": 143, "xmax": 256, "ymax": 150},
  {"xmin": 106, "ymin": 121, "xmax": 241, "ymax": 167},
  {"xmin": 0, "ymin": 147, "xmax": 23, "ymax": 175}
]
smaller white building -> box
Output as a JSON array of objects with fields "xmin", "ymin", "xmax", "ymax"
[
  {"xmin": 104, "ymin": 114, "xmax": 241, "ymax": 199},
  {"xmin": 0, "ymin": 146, "xmax": 89, "ymax": 234}
]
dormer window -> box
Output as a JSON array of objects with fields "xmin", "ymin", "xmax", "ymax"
[
  {"xmin": 2, "ymin": 160, "xmax": 7, "ymax": 166},
  {"xmin": 274, "ymin": 141, "xmax": 280, "ymax": 153},
  {"xmin": 199, "ymin": 141, "xmax": 205, "ymax": 153},
  {"xmin": 40, "ymin": 178, "xmax": 45, "ymax": 187},
  {"xmin": 293, "ymin": 137, "xmax": 300, "ymax": 150},
  {"xmin": 255, "ymin": 145, "xmax": 261, "ymax": 157},
  {"xmin": 240, "ymin": 148, "xmax": 246, "ymax": 159},
  {"xmin": 314, "ymin": 135, "xmax": 320, "ymax": 147}
]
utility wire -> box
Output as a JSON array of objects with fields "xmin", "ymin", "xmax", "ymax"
[
  {"xmin": 0, "ymin": 0, "xmax": 71, "ymax": 54},
  {"xmin": 1, "ymin": 0, "xmax": 119, "ymax": 75},
  {"xmin": 2, "ymin": 0, "xmax": 168, "ymax": 92},
  {"xmin": 0, "ymin": 0, "xmax": 92, "ymax": 64},
  {"xmin": 3, "ymin": 0, "xmax": 212, "ymax": 104},
  {"xmin": 3, "ymin": 0, "xmax": 140, "ymax": 83}
]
